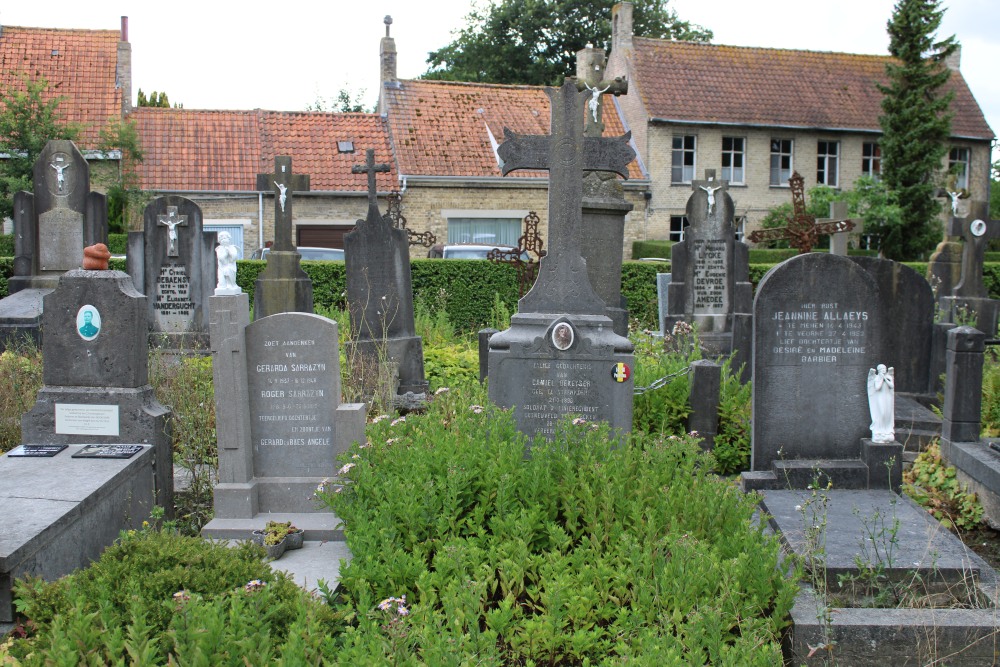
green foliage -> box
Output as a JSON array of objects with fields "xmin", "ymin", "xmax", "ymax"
[
  {"xmin": 903, "ymin": 442, "xmax": 984, "ymax": 530},
  {"xmin": 0, "ymin": 234, "xmax": 14, "ymax": 257},
  {"xmin": 621, "ymin": 260, "xmax": 669, "ymax": 327},
  {"xmin": 136, "ymin": 89, "xmax": 172, "ymax": 108},
  {"xmin": 423, "ymin": 342, "xmax": 479, "ymax": 389},
  {"xmin": 107, "ymin": 233, "xmax": 128, "ymax": 254},
  {"xmin": 150, "ymin": 354, "xmax": 216, "ymax": 535},
  {"xmin": 631, "ymin": 327, "xmax": 696, "ymax": 435},
  {"xmin": 320, "ymin": 383, "xmax": 795, "ymax": 663},
  {"xmin": 757, "ymin": 184, "xmax": 841, "ymax": 249},
  {"xmin": 306, "ymin": 87, "xmax": 373, "ymax": 113},
  {"xmin": 0, "ymin": 75, "xmax": 80, "ymax": 220},
  {"xmin": 992, "ymin": 163, "xmax": 1000, "ymax": 219},
  {"xmin": 713, "ymin": 357, "xmax": 752, "ymax": 475},
  {"xmin": 8, "ymin": 528, "xmax": 339, "ymax": 663},
  {"xmin": 0, "ymin": 341, "xmax": 43, "ymax": 453},
  {"xmin": 411, "ymin": 258, "xmax": 520, "ymax": 332},
  {"xmin": 981, "ymin": 353, "xmax": 1000, "ymax": 437},
  {"xmin": 877, "ymin": 0, "xmax": 956, "ymax": 260},
  {"xmin": 97, "ymin": 118, "xmax": 147, "ymax": 233},
  {"xmin": 631, "ymin": 239, "xmax": 672, "ymax": 259},
  {"xmin": 424, "ymin": 0, "xmax": 712, "ymax": 86}
]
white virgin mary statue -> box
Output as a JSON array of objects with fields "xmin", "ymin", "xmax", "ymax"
[{"xmin": 867, "ymin": 364, "xmax": 895, "ymax": 443}]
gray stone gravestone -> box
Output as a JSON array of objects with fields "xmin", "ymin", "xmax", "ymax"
[
  {"xmin": 253, "ymin": 156, "xmax": 313, "ymax": 320},
  {"xmin": 937, "ymin": 200, "xmax": 1000, "ymax": 336},
  {"xmin": 488, "ymin": 80, "xmax": 635, "ymax": 441},
  {"xmin": 823, "ymin": 201, "xmax": 862, "ymax": 256},
  {"xmin": 344, "ymin": 149, "xmax": 429, "ymax": 407},
  {"xmin": 1, "ymin": 267, "xmax": 167, "ymax": 623},
  {"xmin": 127, "ymin": 196, "xmax": 217, "ymax": 349},
  {"xmin": 656, "ymin": 272, "xmax": 671, "ymax": 336},
  {"xmin": 201, "ymin": 304, "xmax": 366, "ymax": 540},
  {"xmin": 665, "ymin": 170, "xmax": 752, "ymax": 359},
  {"xmin": 576, "ymin": 46, "xmax": 633, "ymax": 338},
  {"xmin": 743, "ymin": 253, "xmax": 903, "ymax": 491},
  {"xmin": 0, "ymin": 140, "xmax": 107, "ymax": 349}
]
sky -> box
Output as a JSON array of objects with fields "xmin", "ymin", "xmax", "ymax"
[{"xmin": 2, "ymin": 1, "xmax": 997, "ymax": 156}]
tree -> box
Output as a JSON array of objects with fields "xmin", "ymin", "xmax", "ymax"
[
  {"xmin": 876, "ymin": 0, "xmax": 957, "ymax": 260},
  {"xmin": 136, "ymin": 89, "xmax": 170, "ymax": 108},
  {"xmin": 97, "ymin": 118, "xmax": 147, "ymax": 234},
  {"xmin": 991, "ymin": 159, "xmax": 1000, "ymax": 220},
  {"xmin": 0, "ymin": 75, "xmax": 80, "ymax": 220},
  {"xmin": 424, "ymin": 0, "xmax": 712, "ymax": 86},
  {"xmin": 305, "ymin": 88, "xmax": 372, "ymax": 113}
]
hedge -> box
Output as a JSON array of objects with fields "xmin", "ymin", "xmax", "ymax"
[
  {"xmin": 0, "ymin": 233, "xmax": 127, "ymax": 256},
  {"xmin": 1, "ymin": 255, "xmax": 997, "ymax": 332}
]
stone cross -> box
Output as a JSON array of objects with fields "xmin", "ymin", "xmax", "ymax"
[
  {"xmin": 496, "ymin": 80, "xmax": 635, "ymax": 314},
  {"xmin": 690, "ymin": 170, "xmax": 728, "ymax": 222},
  {"xmin": 746, "ymin": 171, "xmax": 854, "ymax": 253},
  {"xmin": 256, "ymin": 157, "xmax": 310, "ymax": 252},
  {"xmin": 352, "ymin": 149, "xmax": 390, "ymax": 211},
  {"xmin": 821, "ymin": 201, "xmax": 863, "ymax": 256},
  {"xmin": 157, "ymin": 206, "xmax": 188, "ymax": 257},
  {"xmin": 576, "ymin": 74, "xmax": 628, "ymax": 138},
  {"xmin": 949, "ymin": 200, "xmax": 1000, "ymax": 299}
]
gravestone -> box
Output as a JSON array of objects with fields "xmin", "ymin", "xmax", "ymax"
[
  {"xmin": 201, "ymin": 298, "xmax": 366, "ymax": 540},
  {"xmin": 0, "ymin": 140, "xmax": 107, "ymax": 348},
  {"xmin": 127, "ymin": 196, "xmax": 217, "ymax": 348},
  {"xmin": 743, "ymin": 253, "xmax": 903, "ymax": 490},
  {"xmin": 823, "ymin": 201, "xmax": 862, "ymax": 256},
  {"xmin": 344, "ymin": 149, "xmax": 429, "ymax": 406},
  {"xmin": 253, "ymin": 156, "xmax": 313, "ymax": 319},
  {"xmin": 656, "ymin": 272, "xmax": 671, "ymax": 335},
  {"xmin": 488, "ymin": 80, "xmax": 635, "ymax": 440},
  {"xmin": 935, "ymin": 201, "xmax": 1000, "ymax": 335},
  {"xmin": 576, "ymin": 47, "xmax": 632, "ymax": 338},
  {"xmin": 665, "ymin": 169, "xmax": 752, "ymax": 359},
  {"xmin": 2, "ymin": 266, "xmax": 171, "ymax": 622}
]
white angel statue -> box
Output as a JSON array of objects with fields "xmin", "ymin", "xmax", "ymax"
[{"xmin": 867, "ymin": 364, "xmax": 895, "ymax": 443}]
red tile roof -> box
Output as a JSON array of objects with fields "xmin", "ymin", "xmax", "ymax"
[
  {"xmin": 630, "ymin": 38, "xmax": 993, "ymax": 140},
  {"xmin": 132, "ymin": 108, "xmax": 396, "ymax": 192},
  {"xmin": 0, "ymin": 25, "xmax": 122, "ymax": 146},
  {"xmin": 383, "ymin": 79, "xmax": 646, "ymax": 179}
]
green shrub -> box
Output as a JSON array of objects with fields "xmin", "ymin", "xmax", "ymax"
[
  {"xmin": 622, "ymin": 260, "xmax": 669, "ymax": 328},
  {"xmin": 631, "ymin": 239, "xmax": 672, "ymax": 259},
  {"xmin": 8, "ymin": 528, "xmax": 341, "ymax": 663},
  {"xmin": 0, "ymin": 341, "xmax": 43, "ymax": 453},
  {"xmin": 107, "ymin": 233, "xmax": 128, "ymax": 255},
  {"xmin": 320, "ymin": 384, "xmax": 796, "ymax": 664},
  {"xmin": 903, "ymin": 442, "xmax": 984, "ymax": 531},
  {"xmin": 631, "ymin": 327, "xmax": 697, "ymax": 435},
  {"xmin": 423, "ymin": 341, "xmax": 479, "ymax": 390},
  {"xmin": 713, "ymin": 357, "xmax": 752, "ymax": 474},
  {"xmin": 0, "ymin": 234, "xmax": 13, "ymax": 257},
  {"xmin": 982, "ymin": 353, "xmax": 1000, "ymax": 437}
]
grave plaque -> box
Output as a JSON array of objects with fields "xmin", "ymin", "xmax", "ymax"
[
  {"xmin": 751, "ymin": 253, "xmax": 881, "ymax": 471},
  {"xmin": 246, "ymin": 313, "xmax": 342, "ymax": 479},
  {"xmin": 5, "ymin": 445, "xmax": 67, "ymax": 458},
  {"xmin": 72, "ymin": 444, "xmax": 144, "ymax": 459}
]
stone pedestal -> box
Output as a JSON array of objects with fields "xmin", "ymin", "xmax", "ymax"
[
  {"xmin": 581, "ymin": 178, "xmax": 633, "ymax": 338},
  {"xmin": 253, "ymin": 250, "xmax": 314, "ymax": 320}
]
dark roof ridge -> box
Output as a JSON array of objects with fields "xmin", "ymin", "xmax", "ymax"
[{"xmin": 632, "ymin": 36, "xmax": 889, "ymax": 60}]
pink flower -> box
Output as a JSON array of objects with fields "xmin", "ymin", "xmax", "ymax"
[
  {"xmin": 572, "ymin": 417, "xmax": 587, "ymax": 425},
  {"xmin": 338, "ymin": 463, "xmax": 355, "ymax": 475},
  {"xmin": 434, "ymin": 387, "xmax": 450, "ymax": 395},
  {"xmin": 391, "ymin": 416, "xmax": 406, "ymax": 426},
  {"xmin": 470, "ymin": 405, "xmax": 484, "ymax": 414},
  {"xmin": 244, "ymin": 579, "xmax": 266, "ymax": 593},
  {"xmin": 372, "ymin": 414, "xmax": 390, "ymax": 424}
]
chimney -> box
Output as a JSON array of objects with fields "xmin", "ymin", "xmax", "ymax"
[
  {"xmin": 117, "ymin": 16, "xmax": 132, "ymax": 115},
  {"xmin": 611, "ymin": 2, "xmax": 634, "ymax": 55},
  {"xmin": 576, "ymin": 46, "xmax": 607, "ymax": 87},
  {"xmin": 943, "ymin": 44, "xmax": 961, "ymax": 71},
  {"xmin": 378, "ymin": 15, "xmax": 397, "ymax": 115}
]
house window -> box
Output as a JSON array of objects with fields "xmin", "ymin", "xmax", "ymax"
[
  {"xmin": 669, "ymin": 215, "xmax": 689, "ymax": 242},
  {"xmin": 949, "ymin": 147, "xmax": 970, "ymax": 190},
  {"xmin": 734, "ymin": 215, "xmax": 747, "ymax": 242},
  {"xmin": 447, "ymin": 217, "xmax": 521, "ymax": 246},
  {"xmin": 721, "ymin": 137, "xmax": 745, "ymax": 184},
  {"xmin": 817, "ymin": 141, "xmax": 839, "ymax": 187},
  {"xmin": 862, "ymin": 142, "xmax": 881, "ymax": 179},
  {"xmin": 770, "ymin": 139, "xmax": 793, "ymax": 186},
  {"xmin": 671, "ymin": 135, "xmax": 696, "ymax": 184}
]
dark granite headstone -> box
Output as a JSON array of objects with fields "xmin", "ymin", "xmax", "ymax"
[
  {"xmin": 344, "ymin": 149, "xmax": 429, "ymax": 404},
  {"xmin": 665, "ymin": 170, "xmax": 752, "ymax": 356},
  {"xmin": 253, "ymin": 156, "xmax": 313, "ymax": 319},
  {"xmin": 749, "ymin": 253, "xmax": 883, "ymax": 478},
  {"xmin": 20, "ymin": 269, "xmax": 173, "ymax": 512},
  {"xmin": 0, "ymin": 140, "xmax": 107, "ymax": 349},
  {"xmin": 202, "ymin": 302, "xmax": 366, "ymax": 540},
  {"xmin": 127, "ymin": 196, "xmax": 216, "ymax": 348},
  {"xmin": 488, "ymin": 81, "xmax": 635, "ymax": 440},
  {"xmin": 935, "ymin": 201, "xmax": 1000, "ymax": 335}
]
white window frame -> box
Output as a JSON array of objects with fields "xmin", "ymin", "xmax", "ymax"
[
  {"xmin": 669, "ymin": 215, "xmax": 689, "ymax": 242},
  {"xmin": 817, "ymin": 141, "xmax": 839, "ymax": 187},
  {"xmin": 770, "ymin": 139, "xmax": 793, "ymax": 186},
  {"xmin": 721, "ymin": 136, "xmax": 745, "ymax": 184},
  {"xmin": 862, "ymin": 142, "xmax": 881, "ymax": 180},
  {"xmin": 949, "ymin": 147, "xmax": 970, "ymax": 190},
  {"xmin": 671, "ymin": 135, "xmax": 696, "ymax": 184},
  {"xmin": 441, "ymin": 209, "xmax": 528, "ymax": 247}
]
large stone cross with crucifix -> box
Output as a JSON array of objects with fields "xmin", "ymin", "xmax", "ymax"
[
  {"xmin": 352, "ymin": 149, "xmax": 391, "ymax": 215},
  {"xmin": 574, "ymin": 48, "xmax": 628, "ymax": 139},
  {"xmin": 950, "ymin": 200, "xmax": 1000, "ymax": 299},
  {"xmin": 157, "ymin": 206, "xmax": 188, "ymax": 257},
  {"xmin": 256, "ymin": 156, "xmax": 310, "ymax": 252},
  {"xmin": 746, "ymin": 171, "xmax": 855, "ymax": 253},
  {"xmin": 496, "ymin": 79, "xmax": 635, "ymax": 314}
]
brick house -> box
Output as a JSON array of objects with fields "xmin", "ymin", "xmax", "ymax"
[
  {"xmin": 605, "ymin": 2, "xmax": 994, "ymax": 244},
  {"xmin": 377, "ymin": 24, "xmax": 650, "ymax": 259},
  {"xmin": 131, "ymin": 108, "xmax": 396, "ymax": 258}
]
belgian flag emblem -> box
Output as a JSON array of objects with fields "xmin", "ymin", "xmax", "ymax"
[{"xmin": 612, "ymin": 363, "xmax": 631, "ymax": 383}]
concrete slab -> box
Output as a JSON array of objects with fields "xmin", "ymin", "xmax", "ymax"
[
  {"xmin": 762, "ymin": 489, "xmax": 984, "ymax": 584},
  {"xmin": 202, "ymin": 512, "xmax": 344, "ymax": 541},
  {"xmin": 270, "ymin": 540, "xmax": 352, "ymax": 593}
]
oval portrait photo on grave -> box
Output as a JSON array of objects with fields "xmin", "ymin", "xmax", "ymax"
[
  {"xmin": 551, "ymin": 321, "xmax": 574, "ymax": 350},
  {"xmin": 76, "ymin": 305, "xmax": 102, "ymax": 341}
]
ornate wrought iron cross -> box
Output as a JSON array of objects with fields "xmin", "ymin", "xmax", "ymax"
[
  {"xmin": 747, "ymin": 171, "xmax": 854, "ymax": 254},
  {"xmin": 488, "ymin": 211, "xmax": 547, "ymax": 297}
]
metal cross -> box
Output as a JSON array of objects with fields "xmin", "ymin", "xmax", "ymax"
[
  {"xmin": 488, "ymin": 211, "xmax": 547, "ymax": 297},
  {"xmin": 386, "ymin": 191, "xmax": 436, "ymax": 247},
  {"xmin": 157, "ymin": 206, "xmax": 188, "ymax": 257},
  {"xmin": 948, "ymin": 200, "xmax": 1000, "ymax": 299},
  {"xmin": 747, "ymin": 172, "xmax": 854, "ymax": 253},
  {"xmin": 352, "ymin": 149, "xmax": 390, "ymax": 210}
]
